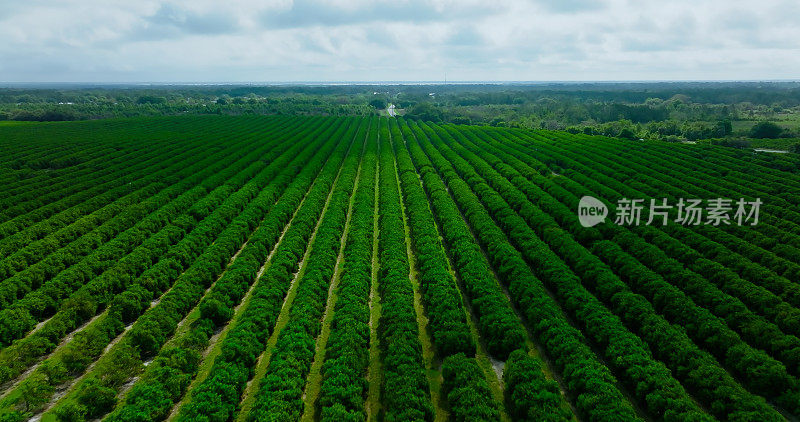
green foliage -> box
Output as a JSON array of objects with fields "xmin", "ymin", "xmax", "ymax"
[
  {"xmin": 402, "ymin": 121, "xmax": 635, "ymax": 421},
  {"xmin": 4, "ymin": 114, "xmax": 800, "ymax": 422},
  {"xmin": 617, "ymin": 127, "xmax": 637, "ymax": 139},
  {"xmin": 198, "ymin": 298, "xmax": 233, "ymax": 326},
  {"xmin": 391, "ymin": 119, "xmax": 475, "ymax": 358},
  {"xmin": 53, "ymin": 402, "xmax": 88, "ymax": 422},
  {"xmin": 74, "ymin": 378, "xmax": 118, "ymax": 418},
  {"xmin": 318, "ymin": 118, "xmax": 379, "ymax": 420},
  {"xmin": 441, "ymin": 354, "xmax": 500, "ymax": 422},
  {"xmin": 136, "ymin": 96, "xmax": 167, "ymax": 105},
  {"xmin": 0, "ymin": 412, "xmax": 25, "ymax": 422},
  {"xmin": 243, "ymin": 119, "xmax": 364, "ymax": 422},
  {"xmin": 107, "ymin": 117, "xmax": 354, "ymax": 422},
  {"xmin": 9, "ymin": 108, "xmax": 78, "ymax": 121},
  {"xmin": 504, "ymin": 350, "xmax": 570, "ymax": 422},
  {"xmin": 110, "ymin": 285, "xmax": 151, "ymax": 324},
  {"xmin": 490, "ymin": 126, "xmax": 798, "ymax": 418},
  {"xmin": 406, "ymin": 102, "xmax": 443, "ymax": 122},
  {"xmin": 711, "ymin": 138, "xmax": 751, "ymax": 148},
  {"xmin": 17, "ymin": 373, "xmax": 54, "ymax": 412},
  {"xmin": 750, "ymin": 121, "xmax": 784, "ymax": 138},
  {"xmin": 715, "ymin": 118, "xmax": 733, "ymax": 136},
  {"xmin": 0, "ymin": 309, "xmax": 35, "ymax": 346},
  {"xmin": 373, "ymin": 119, "xmax": 435, "ymax": 422},
  {"xmin": 369, "ymin": 98, "xmax": 387, "ymax": 109}
]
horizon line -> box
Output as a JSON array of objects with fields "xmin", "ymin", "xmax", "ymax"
[{"xmin": 2, "ymin": 79, "xmax": 800, "ymax": 87}]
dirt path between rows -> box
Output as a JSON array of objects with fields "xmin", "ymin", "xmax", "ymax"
[
  {"xmin": 365, "ymin": 146, "xmax": 383, "ymax": 422},
  {"xmin": 299, "ymin": 130, "xmax": 367, "ymax": 421},
  {"xmin": 234, "ymin": 135, "xmax": 356, "ymax": 422}
]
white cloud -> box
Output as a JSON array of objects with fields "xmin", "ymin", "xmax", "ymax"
[{"xmin": 0, "ymin": 0, "xmax": 798, "ymax": 82}]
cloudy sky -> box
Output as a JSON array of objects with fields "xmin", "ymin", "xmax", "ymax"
[{"xmin": 1, "ymin": 0, "xmax": 798, "ymax": 82}]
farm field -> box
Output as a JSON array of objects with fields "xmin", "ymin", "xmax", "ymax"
[{"xmin": 1, "ymin": 115, "xmax": 800, "ymax": 422}]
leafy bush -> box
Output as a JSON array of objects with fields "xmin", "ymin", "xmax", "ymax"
[{"xmin": 750, "ymin": 121, "xmax": 783, "ymax": 138}]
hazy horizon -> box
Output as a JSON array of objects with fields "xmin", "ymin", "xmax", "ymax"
[{"xmin": 3, "ymin": 80, "xmax": 800, "ymax": 88}]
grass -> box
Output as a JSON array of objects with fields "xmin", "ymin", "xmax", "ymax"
[
  {"xmin": 366, "ymin": 155, "xmax": 383, "ymax": 422},
  {"xmin": 234, "ymin": 139, "xmax": 351, "ymax": 422},
  {"xmin": 0, "ymin": 121, "xmax": 37, "ymax": 126},
  {"xmin": 233, "ymin": 240, "xmax": 310, "ymax": 421},
  {"xmin": 299, "ymin": 132, "xmax": 367, "ymax": 422},
  {"xmin": 42, "ymin": 237, "xmax": 256, "ymax": 422},
  {"xmin": 297, "ymin": 225, "xmax": 345, "ymax": 422},
  {"xmin": 400, "ymin": 127, "xmax": 568, "ymax": 421},
  {"xmin": 167, "ymin": 256, "xmax": 269, "ymax": 420},
  {"xmin": 697, "ymin": 137, "xmax": 799, "ymax": 151},
  {"xmin": 436, "ymin": 210, "xmax": 512, "ymax": 422},
  {"xmin": 749, "ymin": 138, "xmax": 799, "ymax": 150},
  {"xmin": 389, "ymin": 130, "xmax": 450, "ymax": 421},
  {"xmin": 731, "ymin": 115, "xmax": 800, "ymax": 133}
]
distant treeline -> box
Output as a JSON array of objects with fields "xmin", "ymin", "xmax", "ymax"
[{"xmin": 1, "ymin": 82, "xmax": 799, "ymax": 141}]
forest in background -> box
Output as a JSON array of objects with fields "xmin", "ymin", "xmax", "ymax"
[{"xmin": 1, "ymin": 82, "xmax": 799, "ymax": 149}]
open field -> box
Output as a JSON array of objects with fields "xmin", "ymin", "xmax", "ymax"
[
  {"xmin": 747, "ymin": 138, "xmax": 800, "ymax": 151},
  {"xmin": 732, "ymin": 117, "xmax": 800, "ymax": 133},
  {"xmin": 1, "ymin": 115, "xmax": 800, "ymax": 421}
]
